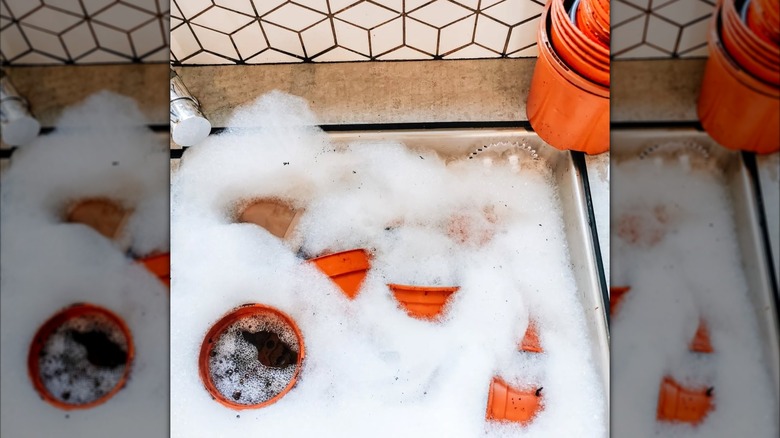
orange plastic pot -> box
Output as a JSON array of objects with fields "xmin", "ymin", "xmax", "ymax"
[
  {"xmin": 486, "ymin": 377, "xmax": 543, "ymax": 424},
  {"xmin": 388, "ymin": 284, "xmax": 459, "ymax": 320},
  {"xmin": 721, "ymin": 0, "xmax": 779, "ymax": 86},
  {"xmin": 308, "ymin": 249, "xmax": 370, "ymax": 299},
  {"xmin": 746, "ymin": 0, "xmax": 780, "ymax": 46},
  {"xmin": 28, "ymin": 303, "xmax": 134, "ymax": 410},
  {"xmin": 690, "ymin": 320, "xmax": 714, "ymax": 354},
  {"xmin": 65, "ymin": 198, "xmax": 130, "ymax": 240},
  {"xmin": 526, "ymin": 1, "xmax": 609, "ymax": 155},
  {"xmin": 138, "ymin": 252, "xmax": 170, "ymax": 286},
  {"xmin": 551, "ymin": 0, "xmax": 609, "ymax": 86},
  {"xmin": 236, "ymin": 198, "xmax": 302, "ymax": 240},
  {"xmin": 657, "ymin": 376, "xmax": 714, "ymax": 425},
  {"xmin": 519, "ymin": 321, "xmax": 543, "ymax": 353},
  {"xmin": 698, "ymin": 2, "xmax": 779, "ymax": 153},
  {"xmin": 610, "ymin": 286, "xmax": 631, "ymax": 317},
  {"xmin": 575, "ymin": 0, "xmax": 610, "ymax": 48},
  {"xmin": 198, "ymin": 304, "xmax": 305, "ymax": 410}
]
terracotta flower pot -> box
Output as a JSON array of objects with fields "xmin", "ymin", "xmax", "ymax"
[
  {"xmin": 519, "ymin": 320, "xmax": 543, "ymax": 353},
  {"xmin": 28, "ymin": 303, "xmax": 134, "ymax": 410},
  {"xmin": 551, "ymin": 0, "xmax": 609, "ymax": 86},
  {"xmin": 486, "ymin": 377, "xmax": 543, "ymax": 424},
  {"xmin": 236, "ymin": 198, "xmax": 303, "ymax": 240},
  {"xmin": 526, "ymin": 1, "xmax": 609, "ymax": 155},
  {"xmin": 308, "ymin": 249, "xmax": 371, "ymax": 299},
  {"xmin": 138, "ymin": 252, "xmax": 170, "ymax": 286},
  {"xmin": 65, "ymin": 198, "xmax": 131, "ymax": 241},
  {"xmin": 657, "ymin": 376, "xmax": 714, "ymax": 425},
  {"xmin": 575, "ymin": 0, "xmax": 610, "ymax": 48},
  {"xmin": 698, "ymin": 1, "xmax": 780, "ymax": 153},
  {"xmin": 690, "ymin": 320, "xmax": 714, "ymax": 354},
  {"xmin": 198, "ymin": 304, "xmax": 305, "ymax": 410},
  {"xmin": 388, "ymin": 284, "xmax": 460, "ymax": 320}
]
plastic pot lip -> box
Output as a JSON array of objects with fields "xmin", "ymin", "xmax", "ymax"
[
  {"xmin": 485, "ymin": 376, "xmax": 543, "ymax": 423},
  {"xmin": 387, "ymin": 283, "xmax": 460, "ymax": 293},
  {"xmin": 552, "ymin": 0, "xmax": 609, "ymax": 57},
  {"xmin": 708, "ymin": 10, "xmax": 780, "ymax": 97},
  {"xmin": 308, "ymin": 248, "xmax": 371, "ymax": 275},
  {"xmin": 308, "ymin": 248, "xmax": 370, "ymax": 264},
  {"xmin": 27, "ymin": 303, "xmax": 134, "ymax": 411},
  {"xmin": 551, "ymin": 13, "xmax": 611, "ymax": 74},
  {"xmin": 538, "ymin": 3, "xmax": 610, "ymax": 97},
  {"xmin": 720, "ymin": 2, "xmax": 780, "ymax": 81},
  {"xmin": 198, "ymin": 303, "xmax": 305, "ymax": 411}
]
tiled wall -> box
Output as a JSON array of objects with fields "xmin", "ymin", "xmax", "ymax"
[
  {"xmin": 171, "ymin": 0, "xmax": 546, "ymax": 64},
  {"xmin": 0, "ymin": 0, "xmax": 169, "ymax": 65},
  {"xmin": 613, "ymin": 0, "xmax": 715, "ymax": 59}
]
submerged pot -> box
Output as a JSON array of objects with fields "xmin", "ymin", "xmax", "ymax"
[
  {"xmin": 198, "ymin": 304, "xmax": 305, "ymax": 410},
  {"xmin": 308, "ymin": 248, "xmax": 371, "ymax": 299},
  {"xmin": 698, "ymin": 0, "xmax": 779, "ymax": 153},
  {"xmin": 610, "ymin": 286, "xmax": 631, "ymax": 317},
  {"xmin": 519, "ymin": 320, "xmax": 543, "ymax": 353},
  {"xmin": 28, "ymin": 303, "xmax": 134, "ymax": 410},
  {"xmin": 138, "ymin": 252, "xmax": 170, "ymax": 286},
  {"xmin": 486, "ymin": 377, "xmax": 543, "ymax": 424},
  {"xmin": 388, "ymin": 284, "xmax": 459, "ymax": 320},
  {"xmin": 526, "ymin": 0, "xmax": 609, "ymax": 155},
  {"xmin": 657, "ymin": 376, "xmax": 714, "ymax": 425},
  {"xmin": 65, "ymin": 198, "xmax": 131, "ymax": 241},
  {"xmin": 236, "ymin": 198, "xmax": 303, "ymax": 241}
]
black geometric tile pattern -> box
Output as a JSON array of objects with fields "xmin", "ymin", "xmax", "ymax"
[
  {"xmin": 1, "ymin": 0, "xmax": 169, "ymax": 65},
  {"xmin": 612, "ymin": 0, "xmax": 715, "ymax": 59},
  {"xmin": 171, "ymin": 0, "xmax": 546, "ymax": 65}
]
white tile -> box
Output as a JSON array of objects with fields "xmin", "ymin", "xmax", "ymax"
[
  {"xmin": 653, "ymin": 0, "xmax": 713, "ymax": 26},
  {"xmin": 264, "ymin": 2, "xmax": 326, "ymax": 31},
  {"xmin": 250, "ymin": 0, "xmax": 287, "ymax": 16},
  {"xmin": 444, "ymin": 43, "xmax": 497, "ymax": 59},
  {"xmin": 611, "ymin": 14, "xmax": 645, "ymax": 53},
  {"xmin": 61, "ymin": 22, "xmax": 95, "ymax": 58},
  {"xmin": 405, "ymin": 17, "xmax": 438, "ymax": 55},
  {"xmin": 131, "ymin": 18, "xmax": 165, "ymax": 57},
  {"xmin": 171, "ymin": 16, "xmax": 183, "ymax": 30},
  {"xmin": 301, "ymin": 18, "xmax": 335, "ymax": 57},
  {"xmin": 480, "ymin": 0, "xmax": 504, "ymax": 9},
  {"xmin": 621, "ymin": 0, "xmax": 650, "ymax": 10},
  {"xmin": 171, "ymin": 23, "xmax": 200, "ymax": 60},
  {"xmin": 93, "ymin": 3, "xmax": 155, "ymax": 31},
  {"xmin": 336, "ymin": 1, "xmax": 398, "ymax": 29},
  {"xmin": 21, "ymin": 6, "xmax": 81, "ymax": 33},
  {"xmin": 438, "ymin": 13, "xmax": 475, "ymax": 53},
  {"xmin": 13, "ymin": 51, "xmax": 62, "ymax": 63},
  {"xmin": 334, "ymin": 18, "xmax": 370, "ymax": 56},
  {"xmin": 482, "ymin": 0, "xmax": 542, "ymax": 26},
  {"xmin": 142, "ymin": 46, "xmax": 168, "ymax": 62},
  {"xmin": 370, "ymin": 16, "xmax": 402, "ymax": 56},
  {"xmin": 171, "ymin": 1, "xmax": 183, "ymax": 18},
  {"xmin": 405, "ymin": 0, "xmax": 430, "ymax": 12},
  {"xmin": 645, "ymin": 14, "xmax": 678, "ymax": 52},
  {"xmin": 329, "ymin": 0, "xmax": 362, "ymax": 13},
  {"xmin": 451, "ymin": 0, "xmax": 479, "ymax": 10},
  {"xmin": 214, "ymin": 0, "xmax": 257, "ymax": 16},
  {"xmin": 678, "ymin": 44, "xmax": 708, "ymax": 58},
  {"xmin": 245, "ymin": 48, "xmax": 303, "ymax": 63},
  {"xmin": 92, "ymin": 21, "xmax": 132, "ymax": 54},
  {"xmin": 374, "ymin": 0, "xmax": 403, "ymax": 13},
  {"xmin": 1, "ymin": 15, "xmax": 12, "ymax": 28},
  {"xmin": 506, "ymin": 17, "xmax": 537, "ymax": 53},
  {"xmin": 157, "ymin": 0, "xmax": 169, "ymax": 14},
  {"xmin": 172, "ymin": 0, "xmax": 211, "ymax": 18},
  {"xmin": 128, "ymin": 0, "xmax": 159, "ymax": 14},
  {"xmin": 261, "ymin": 21, "xmax": 305, "ymax": 57},
  {"xmin": 507, "ymin": 43, "xmax": 537, "ymax": 57},
  {"xmin": 41, "ymin": 0, "xmax": 83, "ymax": 15},
  {"xmin": 0, "ymin": 25, "xmax": 30, "ymax": 59},
  {"xmin": 21, "ymin": 24, "xmax": 66, "ymax": 59},
  {"xmin": 474, "ymin": 14, "xmax": 508, "ymax": 53},
  {"xmin": 677, "ymin": 17, "xmax": 708, "ymax": 53},
  {"xmin": 294, "ymin": 0, "xmax": 329, "ymax": 11},
  {"xmin": 312, "ymin": 45, "xmax": 368, "ymax": 61},
  {"xmin": 612, "ymin": 0, "xmax": 645, "ymax": 26},
  {"xmin": 409, "ymin": 0, "xmax": 471, "ymax": 28},
  {"xmin": 191, "ymin": 6, "xmax": 254, "ymax": 34},
  {"xmin": 377, "ymin": 45, "xmax": 432, "ymax": 60},
  {"xmin": 615, "ymin": 43, "xmax": 669, "ymax": 59},
  {"xmin": 192, "ymin": 24, "xmax": 238, "ymax": 58},
  {"xmin": 231, "ymin": 21, "xmax": 268, "ymax": 60},
  {"xmin": 4, "ymin": 0, "xmax": 42, "ymax": 18},
  {"xmin": 0, "ymin": 1, "xmax": 11, "ymax": 18},
  {"xmin": 184, "ymin": 50, "xmax": 235, "ymax": 64}
]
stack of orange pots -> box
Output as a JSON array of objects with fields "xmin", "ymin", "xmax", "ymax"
[
  {"xmin": 698, "ymin": 0, "xmax": 780, "ymax": 154},
  {"xmin": 526, "ymin": 0, "xmax": 610, "ymax": 155}
]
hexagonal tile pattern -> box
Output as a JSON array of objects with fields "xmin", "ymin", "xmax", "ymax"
[
  {"xmin": 171, "ymin": 0, "xmax": 547, "ymax": 64},
  {"xmin": 1, "ymin": 0, "xmax": 168, "ymax": 64},
  {"xmin": 612, "ymin": 0, "xmax": 716, "ymax": 60}
]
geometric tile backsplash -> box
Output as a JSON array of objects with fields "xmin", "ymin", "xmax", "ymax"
[
  {"xmin": 612, "ymin": 0, "xmax": 715, "ymax": 59},
  {"xmin": 1, "ymin": 0, "xmax": 169, "ymax": 65},
  {"xmin": 171, "ymin": 0, "xmax": 547, "ymax": 64}
]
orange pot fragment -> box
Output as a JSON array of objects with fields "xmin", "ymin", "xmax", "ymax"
[
  {"xmin": 309, "ymin": 249, "xmax": 370, "ymax": 299},
  {"xmin": 657, "ymin": 376, "xmax": 714, "ymax": 425},
  {"xmin": 388, "ymin": 284, "xmax": 459, "ymax": 320},
  {"xmin": 519, "ymin": 321, "xmax": 543, "ymax": 353},
  {"xmin": 486, "ymin": 377, "xmax": 543, "ymax": 425},
  {"xmin": 65, "ymin": 198, "xmax": 131, "ymax": 240}
]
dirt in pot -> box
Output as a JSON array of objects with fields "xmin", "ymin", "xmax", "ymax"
[
  {"xmin": 207, "ymin": 313, "xmax": 300, "ymax": 406},
  {"xmin": 37, "ymin": 313, "xmax": 130, "ymax": 406}
]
